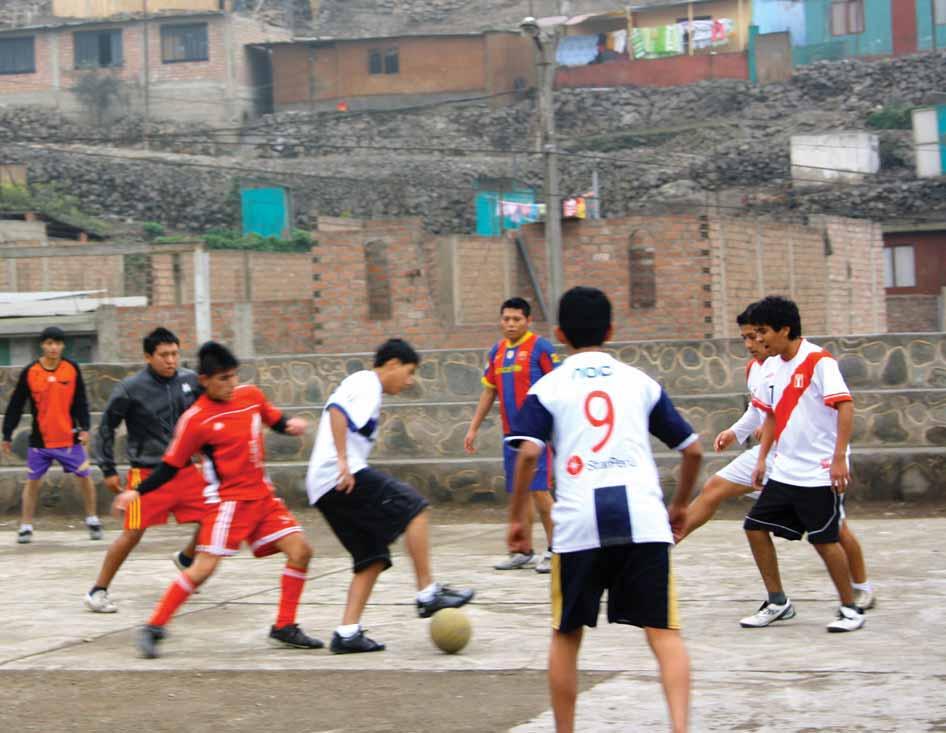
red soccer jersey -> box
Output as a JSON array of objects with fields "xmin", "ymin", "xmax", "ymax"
[{"xmin": 163, "ymin": 384, "xmax": 282, "ymax": 502}]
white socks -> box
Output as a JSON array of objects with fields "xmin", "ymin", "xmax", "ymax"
[
  {"xmin": 336, "ymin": 624, "xmax": 360, "ymax": 639},
  {"xmin": 19, "ymin": 523, "xmax": 32, "ymax": 532},
  {"xmin": 85, "ymin": 515, "xmax": 101, "ymax": 526},
  {"xmin": 852, "ymin": 581, "xmax": 873, "ymax": 592},
  {"xmin": 416, "ymin": 582, "xmax": 438, "ymax": 603}
]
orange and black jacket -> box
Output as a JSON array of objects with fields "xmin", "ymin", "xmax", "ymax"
[{"xmin": 2, "ymin": 359, "xmax": 90, "ymax": 449}]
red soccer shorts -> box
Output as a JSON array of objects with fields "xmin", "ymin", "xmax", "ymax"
[
  {"xmin": 196, "ymin": 494, "xmax": 302, "ymax": 558},
  {"xmin": 124, "ymin": 464, "xmax": 210, "ymax": 530}
]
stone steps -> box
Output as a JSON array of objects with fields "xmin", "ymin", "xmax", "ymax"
[
  {"xmin": 1, "ymin": 334, "xmax": 942, "ymax": 512},
  {"xmin": 1, "ymin": 389, "xmax": 943, "ymax": 471},
  {"xmin": 1, "ymin": 446, "xmax": 941, "ymax": 513}
]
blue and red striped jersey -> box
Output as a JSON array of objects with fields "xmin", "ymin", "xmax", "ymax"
[{"xmin": 482, "ymin": 331, "xmax": 560, "ymax": 435}]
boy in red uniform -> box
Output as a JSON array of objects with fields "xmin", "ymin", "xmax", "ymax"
[
  {"xmin": 113, "ymin": 341, "xmax": 321, "ymax": 657},
  {"xmin": 2, "ymin": 326, "xmax": 100, "ymax": 543}
]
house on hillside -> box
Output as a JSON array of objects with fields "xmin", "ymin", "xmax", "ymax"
[
  {"xmin": 754, "ymin": 0, "xmax": 933, "ymax": 64},
  {"xmin": 261, "ymin": 30, "xmax": 536, "ymax": 113},
  {"xmin": 0, "ymin": 4, "xmax": 291, "ymax": 124},
  {"xmin": 883, "ymin": 221, "xmax": 946, "ymax": 332},
  {"xmin": 552, "ymin": 1, "xmax": 753, "ymax": 89}
]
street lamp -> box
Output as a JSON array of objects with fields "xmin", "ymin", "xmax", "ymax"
[{"xmin": 520, "ymin": 16, "xmax": 564, "ymax": 318}]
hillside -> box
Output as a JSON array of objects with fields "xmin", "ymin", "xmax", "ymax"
[{"xmin": 3, "ymin": 52, "xmax": 945, "ymax": 233}]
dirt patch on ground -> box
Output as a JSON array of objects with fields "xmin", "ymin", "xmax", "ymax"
[{"xmin": 0, "ymin": 670, "xmax": 609, "ymax": 733}]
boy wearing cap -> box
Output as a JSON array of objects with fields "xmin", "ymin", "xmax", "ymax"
[{"xmin": 2, "ymin": 326, "xmax": 101, "ymax": 543}]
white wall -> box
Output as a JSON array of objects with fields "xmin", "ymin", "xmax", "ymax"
[{"xmin": 790, "ymin": 132, "xmax": 880, "ymax": 186}]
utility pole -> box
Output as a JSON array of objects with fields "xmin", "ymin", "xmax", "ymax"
[
  {"xmin": 535, "ymin": 30, "xmax": 564, "ymax": 313},
  {"xmin": 142, "ymin": 0, "xmax": 150, "ymax": 150}
]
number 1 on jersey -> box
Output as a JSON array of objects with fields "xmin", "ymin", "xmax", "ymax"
[{"xmin": 584, "ymin": 390, "xmax": 614, "ymax": 452}]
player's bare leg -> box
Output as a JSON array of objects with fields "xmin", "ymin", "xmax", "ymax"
[
  {"xmin": 679, "ymin": 476, "xmax": 753, "ymax": 541},
  {"xmin": 341, "ymin": 560, "xmax": 385, "ymax": 625},
  {"xmin": 183, "ymin": 526, "xmax": 199, "ymax": 560},
  {"xmin": 183, "ymin": 551, "xmax": 221, "ymax": 587},
  {"xmin": 839, "ymin": 522, "xmax": 867, "ymax": 584},
  {"xmin": 813, "ymin": 541, "xmax": 855, "ymax": 606},
  {"xmin": 20, "ymin": 478, "xmax": 42, "ymax": 526},
  {"xmin": 645, "ymin": 627, "xmax": 690, "ymax": 733},
  {"xmin": 745, "ymin": 529, "xmax": 784, "ymax": 594},
  {"xmin": 94, "ymin": 528, "xmax": 145, "ymax": 588},
  {"xmin": 549, "ymin": 627, "xmax": 583, "ymax": 733},
  {"xmin": 404, "ymin": 509, "xmax": 433, "ymax": 589},
  {"xmin": 76, "ymin": 474, "xmax": 97, "ymax": 518}
]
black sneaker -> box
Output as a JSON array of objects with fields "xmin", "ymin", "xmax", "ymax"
[
  {"xmin": 16, "ymin": 528, "xmax": 32, "ymax": 544},
  {"xmin": 136, "ymin": 624, "xmax": 166, "ymax": 659},
  {"xmin": 87, "ymin": 522, "xmax": 104, "ymax": 541},
  {"xmin": 330, "ymin": 629, "xmax": 386, "ymax": 654},
  {"xmin": 417, "ymin": 584, "xmax": 475, "ymax": 618},
  {"xmin": 268, "ymin": 623, "xmax": 324, "ymax": 649}
]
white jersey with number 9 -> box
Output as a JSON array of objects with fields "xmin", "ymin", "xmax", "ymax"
[{"xmin": 506, "ymin": 351, "xmax": 698, "ymax": 553}]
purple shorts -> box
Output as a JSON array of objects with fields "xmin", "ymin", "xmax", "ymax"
[{"xmin": 26, "ymin": 445, "xmax": 92, "ymax": 480}]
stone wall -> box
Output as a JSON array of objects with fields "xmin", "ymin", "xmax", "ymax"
[{"xmin": 1, "ymin": 333, "xmax": 943, "ymax": 510}]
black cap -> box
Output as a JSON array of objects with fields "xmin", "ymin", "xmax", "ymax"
[{"xmin": 39, "ymin": 326, "xmax": 66, "ymax": 342}]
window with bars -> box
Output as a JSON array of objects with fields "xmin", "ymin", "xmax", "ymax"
[
  {"xmin": 74, "ymin": 29, "xmax": 123, "ymax": 69},
  {"xmin": 384, "ymin": 48, "xmax": 399, "ymax": 74},
  {"xmin": 883, "ymin": 245, "xmax": 916, "ymax": 288},
  {"xmin": 161, "ymin": 23, "xmax": 209, "ymax": 63},
  {"xmin": 830, "ymin": 0, "xmax": 865, "ymax": 36},
  {"xmin": 0, "ymin": 37, "xmax": 36, "ymax": 75}
]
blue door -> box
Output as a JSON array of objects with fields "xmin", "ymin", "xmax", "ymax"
[{"xmin": 241, "ymin": 187, "xmax": 290, "ymax": 238}]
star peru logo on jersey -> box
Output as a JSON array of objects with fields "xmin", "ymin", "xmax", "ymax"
[{"xmin": 566, "ymin": 455, "xmax": 584, "ymax": 476}]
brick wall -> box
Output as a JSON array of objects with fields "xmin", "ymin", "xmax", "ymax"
[
  {"xmin": 309, "ymin": 212, "xmax": 890, "ymax": 353},
  {"xmin": 555, "ymin": 53, "xmax": 748, "ymax": 90},
  {"xmin": 114, "ymin": 298, "xmax": 314, "ymax": 359},
  {"xmin": 887, "ymin": 294, "xmax": 941, "ymax": 332},
  {"xmin": 708, "ymin": 214, "xmax": 886, "ymax": 338}
]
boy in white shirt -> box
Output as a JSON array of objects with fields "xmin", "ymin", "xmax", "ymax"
[
  {"xmin": 306, "ymin": 338, "xmax": 474, "ymax": 653},
  {"xmin": 743, "ymin": 296, "xmax": 865, "ymax": 633},
  {"xmin": 506, "ymin": 287, "xmax": 703, "ymax": 733}
]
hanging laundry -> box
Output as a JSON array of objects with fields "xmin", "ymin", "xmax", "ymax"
[
  {"xmin": 608, "ymin": 29, "xmax": 628, "ymax": 54},
  {"xmin": 711, "ymin": 18, "xmax": 734, "ymax": 45},
  {"xmin": 555, "ymin": 35, "xmax": 599, "ymax": 66}
]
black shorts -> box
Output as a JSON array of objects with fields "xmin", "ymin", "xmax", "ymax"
[
  {"xmin": 315, "ymin": 467, "xmax": 429, "ymax": 573},
  {"xmin": 551, "ymin": 542, "xmax": 679, "ymax": 633},
  {"xmin": 743, "ymin": 479, "xmax": 843, "ymax": 544}
]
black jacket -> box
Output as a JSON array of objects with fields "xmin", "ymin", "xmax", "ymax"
[{"xmin": 93, "ymin": 366, "xmax": 200, "ymax": 478}]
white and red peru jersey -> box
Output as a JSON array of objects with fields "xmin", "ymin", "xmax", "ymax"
[
  {"xmin": 751, "ymin": 340, "xmax": 853, "ymax": 486},
  {"xmin": 730, "ymin": 358, "xmax": 766, "ymax": 444}
]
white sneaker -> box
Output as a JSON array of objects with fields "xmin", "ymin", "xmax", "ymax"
[
  {"xmin": 853, "ymin": 588, "xmax": 875, "ymax": 610},
  {"xmin": 84, "ymin": 589, "xmax": 118, "ymax": 613},
  {"xmin": 739, "ymin": 600, "xmax": 796, "ymax": 628},
  {"xmin": 535, "ymin": 551, "xmax": 552, "ymax": 574},
  {"xmin": 827, "ymin": 605, "xmax": 865, "ymax": 632},
  {"xmin": 494, "ymin": 551, "xmax": 535, "ymax": 570}
]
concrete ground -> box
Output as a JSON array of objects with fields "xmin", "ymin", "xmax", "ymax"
[{"xmin": 0, "ymin": 512, "xmax": 944, "ymax": 732}]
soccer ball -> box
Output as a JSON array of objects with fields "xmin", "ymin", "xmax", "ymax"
[{"xmin": 429, "ymin": 608, "xmax": 472, "ymax": 654}]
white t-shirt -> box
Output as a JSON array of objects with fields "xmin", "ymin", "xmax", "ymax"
[
  {"xmin": 506, "ymin": 351, "xmax": 698, "ymax": 553},
  {"xmin": 730, "ymin": 359, "xmax": 766, "ymax": 444},
  {"xmin": 751, "ymin": 339, "xmax": 853, "ymax": 487},
  {"xmin": 306, "ymin": 370, "xmax": 382, "ymax": 504}
]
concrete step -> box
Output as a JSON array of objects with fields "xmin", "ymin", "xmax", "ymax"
[
  {"xmin": 1, "ymin": 447, "xmax": 942, "ymax": 514},
  {"xmin": 2, "ymin": 334, "xmax": 943, "ymax": 411},
  {"xmin": 2, "ymin": 389, "xmax": 944, "ymax": 470}
]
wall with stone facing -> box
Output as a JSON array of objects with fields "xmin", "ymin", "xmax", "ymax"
[
  {"xmin": 887, "ymin": 294, "xmax": 942, "ymax": 332},
  {"xmin": 1, "ymin": 333, "xmax": 943, "ymax": 510}
]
